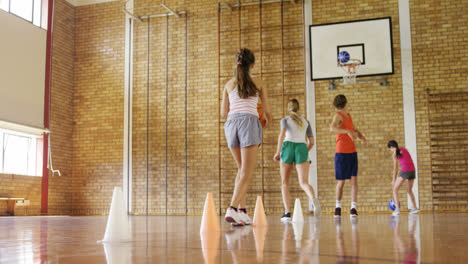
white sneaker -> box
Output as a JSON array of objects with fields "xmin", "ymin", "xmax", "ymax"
[
  {"xmin": 225, "ymin": 207, "xmax": 244, "ymax": 226},
  {"xmin": 312, "ymin": 198, "xmax": 321, "ymax": 216},
  {"xmin": 238, "ymin": 211, "xmax": 251, "ymax": 225},
  {"xmin": 225, "ymin": 229, "xmax": 241, "ymax": 249},
  {"xmin": 392, "ymin": 209, "xmax": 400, "ymax": 216},
  {"xmin": 410, "ymin": 208, "xmax": 419, "ymax": 214}
]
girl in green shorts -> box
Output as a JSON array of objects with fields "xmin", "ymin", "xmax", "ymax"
[{"xmin": 274, "ymin": 99, "xmax": 321, "ymax": 221}]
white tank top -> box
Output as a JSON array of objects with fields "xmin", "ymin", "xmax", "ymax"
[{"xmin": 228, "ymin": 88, "xmax": 259, "ymax": 117}]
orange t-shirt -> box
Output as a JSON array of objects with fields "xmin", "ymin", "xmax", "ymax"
[{"xmin": 335, "ymin": 112, "xmax": 356, "ymax": 153}]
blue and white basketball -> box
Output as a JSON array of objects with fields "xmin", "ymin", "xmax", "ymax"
[
  {"xmin": 338, "ymin": 51, "xmax": 350, "ymax": 64},
  {"xmin": 388, "ymin": 199, "xmax": 399, "ymax": 211}
]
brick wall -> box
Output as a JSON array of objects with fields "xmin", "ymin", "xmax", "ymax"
[
  {"xmin": 39, "ymin": 0, "xmax": 466, "ymax": 215},
  {"xmin": 48, "ymin": 0, "xmax": 75, "ymax": 215},
  {"xmin": 410, "ymin": 0, "xmax": 468, "ymax": 210},
  {"xmin": 311, "ymin": 0, "xmax": 414, "ymax": 213},
  {"xmin": 0, "ymin": 174, "xmax": 41, "ymax": 216},
  {"xmin": 72, "ymin": 1, "xmax": 125, "ymax": 215}
]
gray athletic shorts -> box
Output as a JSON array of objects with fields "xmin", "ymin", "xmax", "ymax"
[
  {"xmin": 399, "ymin": 171, "xmax": 416, "ymax": 180},
  {"xmin": 224, "ymin": 113, "xmax": 262, "ymax": 148}
]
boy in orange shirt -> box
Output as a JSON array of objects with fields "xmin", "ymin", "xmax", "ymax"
[{"xmin": 330, "ymin": 95, "xmax": 369, "ymax": 217}]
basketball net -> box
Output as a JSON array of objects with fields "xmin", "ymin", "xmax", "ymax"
[{"xmin": 338, "ymin": 59, "xmax": 361, "ymax": 84}]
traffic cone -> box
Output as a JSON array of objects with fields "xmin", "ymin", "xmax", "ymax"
[
  {"xmin": 253, "ymin": 225, "xmax": 268, "ymax": 262},
  {"xmin": 200, "ymin": 192, "xmax": 220, "ymax": 233},
  {"xmin": 252, "ymin": 196, "xmax": 268, "ymax": 227},
  {"xmin": 200, "ymin": 232, "xmax": 220, "ymax": 264},
  {"xmin": 98, "ymin": 187, "xmax": 131, "ymax": 243},
  {"xmin": 292, "ymin": 198, "xmax": 304, "ymax": 223},
  {"xmin": 292, "ymin": 221, "xmax": 304, "ymax": 249},
  {"xmin": 103, "ymin": 242, "xmax": 132, "ymax": 264}
]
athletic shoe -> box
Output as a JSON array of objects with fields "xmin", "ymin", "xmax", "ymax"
[
  {"xmin": 281, "ymin": 212, "xmax": 291, "ymax": 222},
  {"xmin": 392, "ymin": 208, "xmax": 400, "ymax": 216},
  {"xmin": 410, "ymin": 208, "xmax": 419, "ymax": 214},
  {"xmin": 334, "ymin": 207, "xmax": 341, "ymax": 218},
  {"xmin": 238, "ymin": 211, "xmax": 252, "ymax": 225},
  {"xmin": 225, "ymin": 207, "xmax": 244, "ymax": 226},
  {"xmin": 312, "ymin": 198, "xmax": 321, "ymax": 216},
  {"xmin": 350, "ymin": 208, "xmax": 358, "ymax": 217}
]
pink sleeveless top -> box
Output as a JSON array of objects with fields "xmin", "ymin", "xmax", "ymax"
[
  {"xmin": 228, "ymin": 88, "xmax": 259, "ymax": 117},
  {"xmin": 398, "ymin": 147, "xmax": 415, "ymax": 172}
]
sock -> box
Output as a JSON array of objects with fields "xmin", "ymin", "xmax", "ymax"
[
  {"xmin": 351, "ymin": 202, "xmax": 357, "ymax": 209},
  {"xmin": 239, "ymin": 208, "xmax": 247, "ymax": 214},
  {"xmin": 230, "ymin": 206, "xmax": 238, "ymax": 212},
  {"xmin": 336, "ymin": 200, "xmax": 341, "ymax": 208}
]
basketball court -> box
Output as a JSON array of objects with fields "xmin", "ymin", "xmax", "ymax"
[{"xmin": 1, "ymin": 0, "xmax": 467, "ymax": 263}]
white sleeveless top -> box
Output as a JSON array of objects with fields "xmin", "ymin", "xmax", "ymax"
[{"xmin": 228, "ymin": 88, "xmax": 259, "ymax": 117}]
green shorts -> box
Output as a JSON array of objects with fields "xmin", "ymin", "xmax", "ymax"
[{"xmin": 280, "ymin": 141, "xmax": 309, "ymax": 165}]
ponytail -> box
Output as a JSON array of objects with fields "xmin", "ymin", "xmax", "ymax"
[
  {"xmin": 234, "ymin": 48, "xmax": 259, "ymax": 99},
  {"xmin": 288, "ymin": 99, "xmax": 303, "ymax": 128},
  {"xmin": 387, "ymin": 140, "xmax": 402, "ymax": 158}
]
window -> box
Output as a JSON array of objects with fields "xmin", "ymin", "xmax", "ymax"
[
  {"xmin": 0, "ymin": 0, "xmax": 8, "ymax": 12},
  {"xmin": 0, "ymin": 129, "xmax": 42, "ymax": 176},
  {"xmin": 0, "ymin": 0, "xmax": 45, "ymax": 29}
]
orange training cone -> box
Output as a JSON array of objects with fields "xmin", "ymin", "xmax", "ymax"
[
  {"xmin": 253, "ymin": 226, "xmax": 268, "ymax": 262},
  {"xmin": 252, "ymin": 196, "xmax": 268, "ymax": 227},
  {"xmin": 200, "ymin": 192, "xmax": 220, "ymax": 233},
  {"xmin": 200, "ymin": 232, "xmax": 220, "ymax": 264}
]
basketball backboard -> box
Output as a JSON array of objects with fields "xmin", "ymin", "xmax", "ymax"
[{"xmin": 309, "ymin": 17, "xmax": 394, "ymax": 81}]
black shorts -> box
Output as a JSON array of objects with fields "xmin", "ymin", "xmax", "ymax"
[{"xmin": 399, "ymin": 171, "xmax": 415, "ymax": 180}]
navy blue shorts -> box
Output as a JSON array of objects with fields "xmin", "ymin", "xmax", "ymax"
[{"xmin": 335, "ymin": 152, "xmax": 358, "ymax": 180}]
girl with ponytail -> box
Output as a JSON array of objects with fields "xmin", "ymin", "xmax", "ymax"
[
  {"xmin": 274, "ymin": 99, "xmax": 321, "ymax": 221},
  {"xmin": 221, "ymin": 48, "xmax": 271, "ymax": 226},
  {"xmin": 387, "ymin": 140, "xmax": 419, "ymax": 216}
]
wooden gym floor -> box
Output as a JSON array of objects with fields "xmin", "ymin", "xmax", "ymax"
[{"xmin": 0, "ymin": 213, "xmax": 466, "ymax": 263}]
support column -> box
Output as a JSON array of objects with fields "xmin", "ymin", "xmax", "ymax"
[
  {"xmin": 304, "ymin": 0, "xmax": 317, "ymax": 211},
  {"xmin": 123, "ymin": 0, "xmax": 134, "ymax": 214},
  {"xmin": 398, "ymin": 0, "xmax": 419, "ymax": 209},
  {"xmin": 41, "ymin": 0, "xmax": 54, "ymax": 215}
]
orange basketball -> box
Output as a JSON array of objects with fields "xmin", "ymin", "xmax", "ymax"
[{"xmin": 257, "ymin": 103, "xmax": 266, "ymax": 128}]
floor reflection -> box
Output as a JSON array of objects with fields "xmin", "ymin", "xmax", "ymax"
[
  {"xmin": 390, "ymin": 215, "xmax": 420, "ymax": 264},
  {"xmin": 0, "ymin": 213, "xmax": 465, "ymax": 263},
  {"xmin": 335, "ymin": 217, "xmax": 359, "ymax": 264}
]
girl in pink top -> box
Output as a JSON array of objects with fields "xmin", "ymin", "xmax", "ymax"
[{"xmin": 387, "ymin": 140, "xmax": 419, "ymax": 215}]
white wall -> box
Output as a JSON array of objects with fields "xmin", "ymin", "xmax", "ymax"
[{"xmin": 0, "ymin": 10, "xmax": 46, "ymax": 129}]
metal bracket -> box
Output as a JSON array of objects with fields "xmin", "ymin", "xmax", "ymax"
[
  {"xmin": 161, "ymin": 3, "xmax": 180, "ymax": 18},
  {"xmin": 328, "ymin": 77, "xmax": 390, "ymax": 90},
  {"xmin": 122, "ymin": 8, "xmax": 142, "ymax": 23},
  {"xmin": 221, "ymin": 0, "xmax": 233, "ymax": 11}
]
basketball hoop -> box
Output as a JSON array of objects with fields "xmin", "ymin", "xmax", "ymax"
[{"xmin": 338, "ymin": 59, "xmax": 361, "ymax": 84}]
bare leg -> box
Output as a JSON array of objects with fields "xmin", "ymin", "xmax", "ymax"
[
  {"xmin": 296, "ymin": 161, "xmax": 316, "ymax": 199},
  {"xmin": 230, "ymin": 145, "xmax": 258, "ymax": 207},
  {"xmin": 336, "ymin": 180, "xmax": 345, "ymax": 202},
  {"xmin": 350, "ymin": 176, "xmax": 358, "ymax": 203},
  {"xmin": 406, "ymin": 179, "xmax": 417, "ymax": 209},
  {"xmin": 229, "ymin": 147, "xmax": 242, "ymax": 207},
  {"xmin": 280, "ymin": 162, "xmax": 293, "ymax": 212},
  {"xmin": 393, "ymin": 177, "xmax": 405, "ymax": 209}
]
